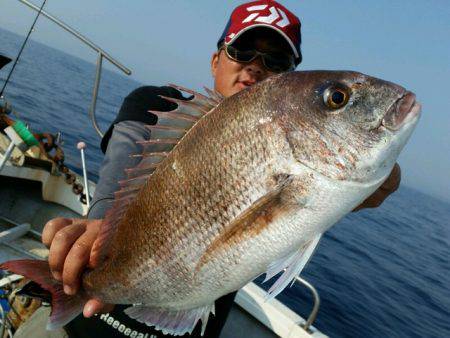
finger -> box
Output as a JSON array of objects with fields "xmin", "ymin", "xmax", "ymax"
[
  {"xmin": 381, "ymin": 164, "xmax": 401, "ymax": 191},
  {"xmin": 62, "ymin": 228, "xmax": 98, "ymax": 295},
  {"xmin": 42, "ymin": 218, "xmax": 73, "ymax": 248},
  {"xmin": 354, "ymin": 189, "xmax": 386, "ymax": 211},
  {"xmin": 83, "ymin": 299, "xmax": 114, "ymax": 317},
  {"xmin": 352, "ymin": 203, "xmax": 365, "ymax": 212},
  {"xmin": 86, "ymin": 220, "xmax": 103, "ymax": 268},
  {"xmin": 364, "ymin": 189, "xmax": 387, "ymax": 208},
  {"xmin": 48, "ymin": 222, "xmax": 86, "ymax": 281},
  {"xmin": 354, "ymin": 165, "xmax": 401, "ymax": 212}
]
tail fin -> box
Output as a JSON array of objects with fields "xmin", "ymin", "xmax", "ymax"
[{"xmin": 0, "ymin": 259, "xmax": 85, "ymax": 329}]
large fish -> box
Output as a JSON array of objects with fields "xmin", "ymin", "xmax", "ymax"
[{"xmin": 1, "ymin": 71, "xmax": 420, "ymax": 336}]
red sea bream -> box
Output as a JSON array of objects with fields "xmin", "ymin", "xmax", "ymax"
[{"xmin": 1, "ymin": 71, "xmax": 421, "ymax": 336}]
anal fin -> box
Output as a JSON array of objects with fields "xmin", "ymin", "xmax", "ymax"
[{"xmin": 124, "ymin": 303, "xmax": 215, "ymax": 336}]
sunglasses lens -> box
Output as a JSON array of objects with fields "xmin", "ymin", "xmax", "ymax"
[
  {"xmin": 226, "ymin": 45, "xmax": 256, "ymax": 62},
  {"xmin": 263, "ymin": 53, "xmax": 295, "ymax": 72},
  {"xmin": 224, "ymin": 45, "xmax": 295, "ymax": 72}
]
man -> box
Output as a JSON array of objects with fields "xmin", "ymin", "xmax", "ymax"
[{"xmin": 15, "ymin": 1, "xmax": 400, "ymax": 337}]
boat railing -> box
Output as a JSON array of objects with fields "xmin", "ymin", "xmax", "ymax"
[
  {"xmin": 294, "ymin": 276, "xmax": 320, "ymax": 332},
  {"xmin": 16, "ymin": 0, "xmax": 132, "ymax": 138}
]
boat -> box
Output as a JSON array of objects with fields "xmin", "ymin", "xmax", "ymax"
[{"xmin": 0, "ymin": 1, "xmax": 328, "ymax": 337}]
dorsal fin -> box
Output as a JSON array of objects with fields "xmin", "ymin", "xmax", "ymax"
[
  {"xmin": 118, "ymin": 174, "xmax": 152, "ymax": 190},
  {"xmin": 125, "ymin": 164, "xmax": 159, "ymax": 179},
  {"xmin": 130, "ymin": 151, "xmax": 169, "ymax": 159},
  {"xmin": 136, "ymin": 138, "xmax": 180, "ymax": 145},
  {"xmin": 149, "ymin": 110, "xmax": 199, "ymax": 123},
  {"xmin": 136, "ymin": 138, "xmax": 179, "ymax": 155},
  {"xmin": 159, "ymin": 95, "xmax": 210, "ymax": 116},
  {"xmin": 203, "ymin": 86, "xmax": 224, "ymax": 104},
  {"xmin": 145, "ymin": 125, "xmax": 187, "ymax": 139},
  {"xmin": 90, "ymin": 85, "xmax": 223, "ymax": 266},
  {"xmin": 169, "ymin": 83, "xmax": 220, "ymax": 108}
]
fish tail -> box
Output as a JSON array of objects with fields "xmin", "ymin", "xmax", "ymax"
[{"xmin": 0, "ymin": 259, "xmax": 85, "ymax": 329}]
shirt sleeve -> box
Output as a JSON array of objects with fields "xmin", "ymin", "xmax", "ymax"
[
  {"xmin": 88, "ymin": 86, "xmax": 186, "ymax": 219},
  {"xmin": 100, "ymin": 86, "xmax": 184, "ymax": 153},
  {"xmin": 87, "ymin": 120, "xmax": 150, "ymax": 219},
  {"xmin": 87, "ymin": 85, "xmax": 185, "ymax": 219}
]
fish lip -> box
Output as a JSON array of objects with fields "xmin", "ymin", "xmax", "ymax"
[{"xmin": 381, "ymin": 92, "xmax": 421, "ymax": 131}]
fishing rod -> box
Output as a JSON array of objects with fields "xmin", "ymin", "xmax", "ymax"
[{"xmin": 0, "ymin": 0, "xmax": 48, "ymax": 98}]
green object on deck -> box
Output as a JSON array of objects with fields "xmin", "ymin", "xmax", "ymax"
[{"xmin": 12, "ymin": 121, "xmax": 39, "ymax": 147}]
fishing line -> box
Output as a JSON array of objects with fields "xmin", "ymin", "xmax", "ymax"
[{"xmin": 0, "ymin": 0, "xmax": 48, "ymax": 98}]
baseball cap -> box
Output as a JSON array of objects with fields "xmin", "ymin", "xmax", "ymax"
[{"xmin": 218, "ymin": 0, "xmax": 302, "ymax": 64}]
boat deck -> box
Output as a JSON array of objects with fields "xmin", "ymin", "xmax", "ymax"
[{"xmin": 0, "ymin": 175, "xmax": 79, "ymax": 233}]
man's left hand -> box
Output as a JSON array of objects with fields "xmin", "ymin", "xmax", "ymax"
[{"xmin": 353, "ymin": 163, "xmax": 401, "ymax": 211}]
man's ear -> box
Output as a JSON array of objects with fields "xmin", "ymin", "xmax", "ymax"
[{"xmin": 211, "ymin": 51, "xmax": 219, "ymax": 78}]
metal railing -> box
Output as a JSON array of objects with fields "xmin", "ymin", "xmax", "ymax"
[
  {"xmin": 0, "ymin": 216, "xmax": 42, "ymax": 259},
  {"xmin": 16, "ymin": 0, "xmax": 132, "ymax": 137},
  {"xmin": 294, "ymin": 276, "xmax": 321, "ymax": 332}
]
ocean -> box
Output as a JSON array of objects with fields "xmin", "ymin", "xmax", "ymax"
[{"xmin": 1, "ymin": 28, "xmax": 449, "ymax": 338}]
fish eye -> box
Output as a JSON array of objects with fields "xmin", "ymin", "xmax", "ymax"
[{"xmin": 323, "ymin": 86, "xmax": 350, "ymax": 109}]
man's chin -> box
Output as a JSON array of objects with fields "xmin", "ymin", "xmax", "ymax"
[
  {"xmin": 222, "ymin": 87, "xmax": 241, "ymax": 98},
  {"xmin": 215, "ymin": 84, "xmax": 247, "ymax": 98},
  {"xmin": 231, "ymin": 82, "xmax": 253, "ymax": 94}
]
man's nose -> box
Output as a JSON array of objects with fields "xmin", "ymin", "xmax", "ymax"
[{"xmin": 244, "ymin": 57, "xmax": 267, "ymax": 78}]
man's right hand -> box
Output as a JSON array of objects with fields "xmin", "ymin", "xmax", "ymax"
[{"xmin": 42, "ymin": 217, "xmax": 114, "ymax": 317}]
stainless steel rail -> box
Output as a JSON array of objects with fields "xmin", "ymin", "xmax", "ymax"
[
  {"xmin": 16, "ymin": 0, "xmax": 133, "ymax": 137},
  {"xmin": 90, "ymin": 52, "xmax": 104, "ymax": 137},
  {"xmin": 0, "ymin": 216, "xmax": 41, "ymax": 241},
  {"xmin": 0, "ymin": 216, "xmax": 43, "ymax": 259},
  {"xmin": 294, "ymin": 276, "xmax": 321, "ymax": 332}
]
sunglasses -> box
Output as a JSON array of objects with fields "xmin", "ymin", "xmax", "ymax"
[{"xmin": 221, "ymin": 44, "xmax": 296, "ymax": 73}]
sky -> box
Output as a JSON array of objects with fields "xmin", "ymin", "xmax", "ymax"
[{"xmin": 1, "ymin": 0, "xmax": 449, "ymax": 202}]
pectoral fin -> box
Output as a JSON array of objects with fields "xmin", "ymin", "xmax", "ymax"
[
  {"xmin": 198, "ymin": 175, "xmax": 295, "ymax": 271},
  {"xmin": 264, "ymin": 233, "xmax": 322, "ymax": 300}
]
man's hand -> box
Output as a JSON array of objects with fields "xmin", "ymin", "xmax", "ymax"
[
  {"xmin": 353, "ymin": 163, "xmax": 401, "ymax": 211},
  {"xmin": 42, "ymin": 217, "xmax": 114, "ymax": 317}
]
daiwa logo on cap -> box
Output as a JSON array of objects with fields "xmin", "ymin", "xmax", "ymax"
[{"xmin": 242, "ymin": 4, "xmax": 290, "ymax": 28}]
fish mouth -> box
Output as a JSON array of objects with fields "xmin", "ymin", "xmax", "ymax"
[{"xmin": 382, "ymin": 92, "xmax": 421, "ymax": 131}]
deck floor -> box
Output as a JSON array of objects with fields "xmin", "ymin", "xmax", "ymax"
[{"xmin": 0, "ymin": 175, "xmax": 79, "ymax": 233}]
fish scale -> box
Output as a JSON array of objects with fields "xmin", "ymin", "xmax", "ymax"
[
  {"xmin": 0, "ymin": 71, "xmax": 420, "ymax": 336},
  {"xmin": 103, "ymin": 90, "xmax": 282, "ymax": 304}
]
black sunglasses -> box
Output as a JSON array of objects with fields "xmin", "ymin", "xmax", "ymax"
[{"xmin": 221, "ymin": 44, "xmax": 296, "ymax": 73}]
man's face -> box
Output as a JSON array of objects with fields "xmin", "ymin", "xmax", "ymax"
[{"xmin": 211, "ymin": 28, "xmax": 294, "ymax": 98}]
